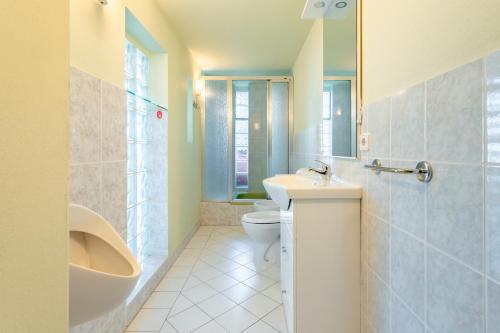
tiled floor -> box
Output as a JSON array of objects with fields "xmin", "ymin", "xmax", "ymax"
[{"xmin": 125, "ymin": 226, "xmax": 287, "ymax": 333}]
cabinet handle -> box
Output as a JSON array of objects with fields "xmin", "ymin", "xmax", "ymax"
[
  {"xmin": 282, "ymin": 290, "xmax": 287, "ymax": 294},
  {"xmin": 281, "ymin": 246, "xmax": 287, "ymax": 253}
]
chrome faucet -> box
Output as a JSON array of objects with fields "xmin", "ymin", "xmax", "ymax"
[{"xmin": 309, "ymin": 160, "xmax": 331, "ymax": 177}]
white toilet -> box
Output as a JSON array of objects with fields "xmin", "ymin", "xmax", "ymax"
[
  {"xmin": 241, "ymin": 210, "xmax": 281, "ymax": 269},
  {"xmin": 253, "ymin": 199, "xmax": 280, "ymax": 212},
  {"xmin": 69, "ymin": 204, "xmax": 141, "ymax": 326}
]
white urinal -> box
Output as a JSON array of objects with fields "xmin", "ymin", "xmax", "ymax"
[{"xmin": 69, "ymin": 204, "xmax": 140, "ymax": 326}]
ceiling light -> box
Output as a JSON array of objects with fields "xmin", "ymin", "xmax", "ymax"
[
  {"xmin": 335, "ymin": 1, "xmax": 347, "ymax": 8},
  {"xmin": 314, "ymin": 1, "xmax": 326, "ymax": 8}
]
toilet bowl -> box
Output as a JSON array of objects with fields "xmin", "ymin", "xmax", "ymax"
[
  {"xmin": 241, "ymin": 211, "xmax": 281, "ymax": 268},
  {"xmin": 254, "ymin": 199, "xmax": 280, "ymax": 212},
  {"xmin": 69, "ymin": 204, "xmax": 140, "ymax": 326}
]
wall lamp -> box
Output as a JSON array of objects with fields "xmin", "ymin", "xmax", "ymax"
[{"xmin": 193, "ymin": 79, "xmax": 204, "ymax": 111}]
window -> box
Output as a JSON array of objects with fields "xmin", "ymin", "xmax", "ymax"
[
  {"xmin": 125, "ymin": 39, "xmax": 149, "ymax": 99},
  {"xmin": 234, "ymin": 90, "xmax": 249, "ymax": 188},
  {"xmin": 321, "ymin": 89, "xmax": 333, "ymax": 156},
  {"xmin": 126, "ymin": 39, "xmax": 151, "ymax": 248}
]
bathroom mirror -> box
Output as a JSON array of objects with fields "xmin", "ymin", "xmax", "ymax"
[{"xmin": 322, "ymin": 0, "xmax": 361, "ymax": 158}]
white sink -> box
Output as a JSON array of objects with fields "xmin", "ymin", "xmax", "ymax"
[{"xmin": 263, "ymin": 174, "xmax": 362, "ymax": 210}]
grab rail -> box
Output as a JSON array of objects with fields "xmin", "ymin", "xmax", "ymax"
[{"xmin": 364, "ymin": 159, "xmax": 433, "ymax": 183}]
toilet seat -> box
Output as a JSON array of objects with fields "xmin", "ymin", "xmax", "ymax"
[{"xmin": 242, "ymin": 211, "xmax": 280, "ymax": 224}]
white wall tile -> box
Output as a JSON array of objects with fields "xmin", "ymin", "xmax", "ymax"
[
  {"xmin": 426, "ymin": 60, "xmax": 483, "ymax": 163},
  {"xmin": 391, "ymin": 84, "xmax": 425, "ymax": 160},
  {"xmin": 427, "ymin": 248, "xmax": 484, "ymax": 333},
  {"xmin": 427, "ymin": 163, "xmax": 484, "ymax": 270}
]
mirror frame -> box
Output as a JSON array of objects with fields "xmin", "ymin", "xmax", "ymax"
[{"xmin": 355, "ymin": 0, "xmax": 363, "ymax": 160}]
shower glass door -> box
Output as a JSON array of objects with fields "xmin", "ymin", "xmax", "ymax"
[{"xmin": 203, "ymin": 78, "xmax": 291, "ymax": 201}]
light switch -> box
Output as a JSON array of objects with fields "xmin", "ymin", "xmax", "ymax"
[{"xmin": 360, "ymin": 133, "xmax": 370, "ymax": 151}]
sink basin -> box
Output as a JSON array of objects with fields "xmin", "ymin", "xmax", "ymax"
[{"xmin": 263, "ymin": 174, "xmax": 362, "ymax": 210}]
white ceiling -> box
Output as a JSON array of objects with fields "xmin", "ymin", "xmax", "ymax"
[{"xmin": 155, "ymin": 0, "xmax": 313, "ymax": 74}]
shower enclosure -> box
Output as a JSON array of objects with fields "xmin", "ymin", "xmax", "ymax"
[{"xmin": 202, "ymin": 77, "xmax": 292, "ymax": 201}]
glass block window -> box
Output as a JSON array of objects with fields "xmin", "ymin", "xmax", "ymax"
[
  {"xmin": 234, "ymin": 90, "xmax": 249, "ymax": 188},
  {"xmin": 125, "ymin": 39, "xmax": 149, "ymax": 98},
  {"xmin": 321, "ymin": 89, "xmax": 333, "ymax": 156}
]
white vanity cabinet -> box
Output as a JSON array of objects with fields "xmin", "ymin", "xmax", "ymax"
[{"xmin": 280, "ymin": 198, "xmax": 361, "ymax": 333}]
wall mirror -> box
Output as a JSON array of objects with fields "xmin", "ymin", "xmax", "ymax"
[{"xmin": 322, "ymin": 0, "xmax": 361, "ymax": 158}]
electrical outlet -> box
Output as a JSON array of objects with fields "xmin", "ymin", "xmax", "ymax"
[{"xmin": 360, "ymin": 133, "xmax": 370, "ymax": 151}]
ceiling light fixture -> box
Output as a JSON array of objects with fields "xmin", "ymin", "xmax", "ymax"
[
  {"xmin": 314, "ymin": 1, "xmax": 326, "ymax": 8},
  {"xmin": 335, "ymin": 1, "xmax": 347, "ymax": 8}
]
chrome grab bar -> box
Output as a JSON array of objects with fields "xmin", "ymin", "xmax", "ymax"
[{"xmin": 364, "ymin": 159, "xmax": 433, "ymax": 183}]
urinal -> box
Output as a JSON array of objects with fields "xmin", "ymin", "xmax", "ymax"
[{"xmin": 69, "ymin": 204, "xmax": 140, "ymax": 326}]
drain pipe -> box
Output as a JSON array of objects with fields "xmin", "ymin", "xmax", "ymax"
[{"xmin": 263, "ymin": 235, "xmax": 280, "ymax": 262}]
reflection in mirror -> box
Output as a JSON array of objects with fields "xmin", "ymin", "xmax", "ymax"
[{"xmin": 322, "ymin": 0, "xmax": 358, "ymax": 158}]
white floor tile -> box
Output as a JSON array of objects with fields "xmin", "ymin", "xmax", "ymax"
[
  {"xmin": 168, "ymin": 294, "xmax": 193, "ymax": 318},
  {"xmin": 222, "ymin": 283, "xmax": 258, "ymax": 304},
  {"xmin": 227, "ymin": 241, "xmax": 252, "ymax": 253},
  {"xmin": 159, "ymin": 321, "xmax": 178, "ymax": 333},
  {"xmin": 241, "ymin": 294, "xmax": 279, "ymax": 318},
  {"xmin": 243, "ymin": 274, "xmax": 276, "ymax": 291},
  {"xmin": 192, "ymin": 266, "xmax": 223, "ymax": 282},
  {"xmin": 182, "ymin": 283, "xmax": 218, "ymax": 304},
  {"xmin": 175, "ymin": 256, "xmax": 198, "ymax": 267},
  {"xmin": 186, "ymin": 240, "xmax": 207, "ymax": 249},
  {"xmin": 181, "ymin": 248, "xmax": 202, "ymax": 257},
  {"xmin": 168, "ymin": 306, "xmax": 211, "ymax": 333},
  {"xmin": 227, "ymin": 266, "xmax": 256, "ymax": 282},
  {"xmin": 128, "ymin": 226, "xmax": 283, "ymax": 333},
  {"xmin": 183, "ymin": 276, "xmax": 203, "ymax": 290},
  {"xmin": 232, "ymin": 253, "xmax": 254, "ymax": 265},
  {"xmin": 143, "ymin": 292, "xmax": 179, "ymax": 309},
  {"xmin": 261, "ymin": 266, "xmax": 281, "ymax": 281},
  {"xmin": 198, "ymin": 293, "xmax": 237, "ymax": 318},
  {"xmin": 166, "ymin": 266, "xmax": 192, "ymax": 278},
  {"xmin": 262, "ymin": 306, "xmax": 287, "ymax": 333},
  {"xmin": 262, "ymin": 284, "xmax": 283, "ymax": 304},
  {"xmin": 156, "ymin": 277, "xmax": 187, "ymax": 292},
  {"xmin": 215, "ymin": 305, "xmax": 259, "ymax": 333},
  {"xmin": 243, "ymin": 320, "xmax": 279, "ymax": 333},
  {"xmin": 244, "ymin": 261, "xmax": 274, "ymax": 273},
  {"xmin": 192, "ymin": 320, "xmax": 228, "ymax": 333},
  {"xmin": 126, "ymin": 308, "xmax": 169, "ymax": 332},
  {"xmin": 212, "ymin": 259, "xmax": 242, "ymax": 273},
  {"xmin": 199, "ymin": 251, "xmax": 225, "ymax": 265},
  {"xmin": 206, "ymin": 274, "xmax": 239, "ymax": 292},
  {"xmin": 220, "ymin": 248, "xmax": 243, "ymax": 259},
  {"xmin": 192, "ymin": 261, "xmax": 211, "ymax": 272}
]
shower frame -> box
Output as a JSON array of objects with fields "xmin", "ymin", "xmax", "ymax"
[{"xmin": 201, "ymin": 76, "xmax": 294, "ymax": 202}]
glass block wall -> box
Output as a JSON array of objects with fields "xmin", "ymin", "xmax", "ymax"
[{"xmin": 125, "ymin": 39, "xmax": 168, "ymax": 272}]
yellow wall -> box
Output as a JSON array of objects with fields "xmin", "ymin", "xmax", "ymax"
[
  {"xmin": 70, "ymin": 0, "xmax": 201, "ymax": 252},
  {"xmin": 71, "ymin": 0, "xmax": 125, "ymax": 88},
  {"xmin": 362, "ymin": 0, "xmax": 500, "ymax": 103},
  {"xmin": 0, "ymin": 1, "xmax": 69, "ymax": 332}
]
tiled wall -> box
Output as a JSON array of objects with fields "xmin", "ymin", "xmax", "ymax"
[
  {"xmin": 69, "ymin": 68, "xmax": 170, "ymax": 333},
  {"xmin": 200, "ymin": 202, "xmax": 254, "ymax": 226},
  {"xmin": 293, "ymin": 50, "xmax": 500, "ymax": 333},
  {"xmin": 69, "ymin": 67, "xmax": 127, "ymax": 238}
]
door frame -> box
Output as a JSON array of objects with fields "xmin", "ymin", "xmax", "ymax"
[{"xmin": 201, "ymin": 76, "xmax": 294, "ymax": 202}]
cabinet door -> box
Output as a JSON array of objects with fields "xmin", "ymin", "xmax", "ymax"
[{"xmin": 284, "ymin": 223, "xmax": 294, "ymax": 332}]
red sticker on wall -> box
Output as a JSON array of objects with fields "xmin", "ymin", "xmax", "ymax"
[{"xmin": 156, "ymin": 110, "xmax": 163, "ymax": 119}]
